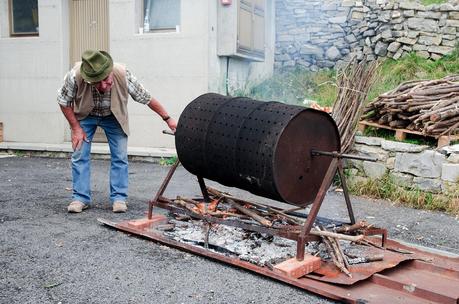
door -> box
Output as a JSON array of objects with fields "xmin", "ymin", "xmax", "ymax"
[{"xmin": 69, "ymin": 0, "xmax": 109, "ymax": 142}]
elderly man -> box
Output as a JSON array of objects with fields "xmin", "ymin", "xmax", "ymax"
[{"xmin": 58, "ymin": 50, "xmax": 176, "ymax": 213}]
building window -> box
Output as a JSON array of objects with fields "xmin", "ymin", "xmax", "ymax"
[
  {"xmin": 143, "ymin": 0, "xmax": 180, "ymax": 32},
  {"xmin": 9, "ymin": 0, "xmax": 39, "ymax": 36}
]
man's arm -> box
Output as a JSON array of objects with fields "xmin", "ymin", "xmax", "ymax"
[
  {"xmin": 60, "ymin": 105, "xmax": 88, "ymax": 151},
  {"xmin": 147, "ymin": 97, "xmax": 178, "ymax": 132}
]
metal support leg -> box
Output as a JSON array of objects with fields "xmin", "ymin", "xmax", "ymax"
[
  {"xmin": 296, "ymin": 158, "xmax": 339, "ymax": 261},
  {"xmin": 148, "ymin": 160, "xmax": 180, "ymax": 219},
  {"xmin": 197, "ymin": 176, "xmax": 211, "ymax": 203},
  {"xmin": 337, "ymin": 160, "xmax": 356, "ymax": 225}
]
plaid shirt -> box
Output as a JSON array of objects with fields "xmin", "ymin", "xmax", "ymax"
[{"xmin": 57, "ymin": 68, "xmax": 152, "ymax": 116}]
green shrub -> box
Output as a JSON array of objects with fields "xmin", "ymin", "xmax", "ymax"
[
  {"xmin": 421, "ymin": 0, "xmax": 447, "ymax": 5},
  {"xmin": 348, "ymin": 173, "xmax": 459, "ymax": 216},
  {"xmin": 243, "ymin": 46, "xmax": 459, "ymax": 107}
]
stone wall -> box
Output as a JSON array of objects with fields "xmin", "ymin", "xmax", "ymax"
[
  {"xmin": 275, "ymin": 0, "xmax": 459, "ymax": 70},
  {"xmin": 349, "ymin": 135, "xmax": 459, "ymax": 193}
]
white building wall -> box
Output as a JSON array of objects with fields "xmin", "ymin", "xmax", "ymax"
[
  {"xmin": 109, "ymin": 0, "xmax": 210, "ymax": 148},
  {"xmin": 0, "ymin": 0, "xmax": 69, "ymax": 143},
  {"xmin": 0, "ymin": 0, "xmax": 274, "ymax": 149},
  {"xmin": 208, "ymin": 0, "xmax": 275, "ymax": 94}
]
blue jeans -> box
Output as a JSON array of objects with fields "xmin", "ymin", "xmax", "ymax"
[{"xmin": 71, "ymin": 115, "xmax": 128, "ymax": 205}]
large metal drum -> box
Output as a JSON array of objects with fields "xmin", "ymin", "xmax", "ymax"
[{"xmin": 175, "ymin": 93, "xmax": 340, "ymax": 207}]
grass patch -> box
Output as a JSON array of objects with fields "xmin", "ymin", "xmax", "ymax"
[
  {"xmin": 348, "ymin": 174, "xmax": 459, "ymax": 216},
  {"xmin": 242, "ymin": 46, "xmax": 459, "ymax": 108},
  {"xmin": 159, "ymin": 156, "xmax": 178, "ymax": 166},
  {"xmin": 421, "ymin": 0, "xmax": 447, "ymax": 5},
  {"xmin": 363, "ymin": 126, "xmax": 437, "ymax": 146}
]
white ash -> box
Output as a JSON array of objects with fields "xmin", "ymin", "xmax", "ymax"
[{"xmin": 165, "ymin": 219, "xmax": 330, "ymax": 266}]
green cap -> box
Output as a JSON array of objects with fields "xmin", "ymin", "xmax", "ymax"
[{"xmin": 80, "ymin": 50, "xmax": 113, "ymax": 84}]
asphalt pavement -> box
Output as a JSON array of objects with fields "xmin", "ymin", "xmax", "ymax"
[{"xmin": 1, "ymin": 155, "xmax": 458, "ymax": 304}]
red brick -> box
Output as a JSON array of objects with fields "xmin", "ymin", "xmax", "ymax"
[
  {"xmin": 273, "ymin": 255, "xmax": 322, "ymax": 279},
  {"xmin": 126, "ymin": 215, "xmax": 168, "ymax": 230}
]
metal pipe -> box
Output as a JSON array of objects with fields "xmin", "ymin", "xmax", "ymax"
[{"xmin": 311, "ymin": 150, "xmax": 377, "ymax": 162}]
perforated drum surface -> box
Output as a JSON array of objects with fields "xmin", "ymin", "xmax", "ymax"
[{"xmin": 175, "ymin": 93, "xmax": 340, "ymax": 207}]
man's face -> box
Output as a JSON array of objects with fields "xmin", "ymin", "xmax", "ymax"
[{"xmin": 95, "ymin": 72, "xmax": 113, "ymax": 93}]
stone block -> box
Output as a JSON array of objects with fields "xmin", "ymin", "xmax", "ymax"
[
  {"xmin": 374, "ymin": 41, "xmax": 389, "ymax": 56},
  {"xmin": 439, "ymin": 144, "xmax": 459, "ymax": 155},
  {"xmin": 417, "ymin": 11, "xmax": 442, "ymax": 19},
  {"xmin": 381, "ymin": 29, "xmax": 393, "ymax": 39},
  {"xmin": 404, "ymin": 10, "xmax": 415, "ymax": 17},
  {"xmin": 395, "ymin": 150, "xmax": 445, "ymax": 178},
  {"xmin": 441, "ymin": 163, "xmax": 459, "ymax": 182},
  {"xmin": 363, "ymin": 161, "xmax": 387, "ymax": 179},
  {"xmin": 407, "ymin": 31, "xmax": 420, "ymax": 39},
  {"xmin": 431, "ymin": 53, "xmax": 443, "ymax": 60},
  {"xmin": 399, "ymin": 1, "xmax": 426, "ymax": 11},
  {"xmin": 342, "ymin": 0, "xmax": 356, "ymax": 7},
  {"xmin": 442, "ymin": 39, "xmax": 456, "ymax": 47},
  {"xmin": 397, "ymin": 37, "xmax": 418, "ymax": 45},
  {"xmin": 326, "ymin": 46, "xmax": 342, "ymax": 60},
  {"xmin": 450, "ymin": 11, "xmax": 459, "ymax": 20},
  {"xmin": 355, "ymin": 136, "xmax": 382, "ymax": 146},
  {"xmin": 351, "ymin": 10, "xmax": 366, "ymax": 20},
  {"xmin": 439, "ymin": 3, "xmax": 454, "ymax": 11},
  {"xmin": 349, "ymin": 159, "xmax": 364, "ymax": 171},
  {"xmin": 354, "ymin": 144, "xmax": 389, "ymax": 161},
  {"xmin": 381, "ymin": 140, "xmax": 428, "ymax": 152},
  {"xmin": 387, "ymin": 41, "xmax": 402, "ymax": 52},
  {"xmin": 413, "ymin": 177, "xmax": 442, "ymax": 192},
  {"xmin": 391, "ymin": 172, "xmax": 414, "ymax": 188},
  {"xmin": 273, "ymin": 256, "xmax": 322, "ymax": 278},
  {"xmin": 407, "ymin": 17, "xmax": 439, "ymax": 32},
  {"xmin": 418, "ymin": 35, "xmax": 442, "ymax": 45},
  {"xmin": 386, "ymin": 157, "xmax": 396, "ymax": 170},
  {"xmin": 413, "ymin": 44, "xmax": 428, "ymax": 50},
  {"xmin": 446, "ymin": 19, "xmax": 459, "ymax": 27},
  {"xmin": 428, "ymin": 45, "xmax": 454, "ymax": 55},
  {"xmin": 448, "ymin": 154, "xmax": 459, "ymax": 163},
  {"xmin": 442, "ymin": 26, "xmax": 456, "ymax": 34},
  {"xmin": 416, "ymin": 51, "xmax": 430, "ymax": 59}
]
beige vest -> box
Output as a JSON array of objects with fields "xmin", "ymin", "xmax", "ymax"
[{"xmin": 74, "ymin": 62, "xmax": 130, "ymax": 135}]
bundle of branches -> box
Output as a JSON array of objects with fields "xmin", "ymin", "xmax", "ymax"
[
  {"xmin": 331, "ymin": 58, "xmax": 379, "ymax": 152},
  {"xmin": 363, "ymin": 75, "xmax": 459, "ymax": 137}
]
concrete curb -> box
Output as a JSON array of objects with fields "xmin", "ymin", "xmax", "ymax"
[{"xmin": 0, "ymin": 141, "xmax": 176, "ymax": 158}]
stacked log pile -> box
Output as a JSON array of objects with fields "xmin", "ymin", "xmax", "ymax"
[{"xmin": 363, "ymin": 76, "xmax": 459, "ymax": 137}]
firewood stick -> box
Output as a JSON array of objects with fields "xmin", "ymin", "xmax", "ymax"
[
  {"xmin": 177, "ymin": 196, "xmax": 200, "ymax": 205},
  {"xmin": 225, "ymin": 198, "xmax": 272, "ymax": 227},
  {"xmin": 320, "ymin": 233, "xmax": 352, "ymax": 277},
  {"xmin": 174, "ymin": 199, "xmax": 246, "ymax": 218},
  {"xmin": 310, "ymin": 230, "xmax": 364, "ymax": 242},
  {"xmin": 431, "ymin": 107, "xmax": 459, "ymax": 122},
  {"xmin": 335, "ymin": 221, "xmax": 372, "ymax": 233},
  {"xmin": 174, "ymin": 199, "xmax": 201, "ymax": 214},
  {"xmin": 440, "ymin": 121, "xmax": 459, "ymax": 136},
  {"xmin": 331, "ymin": 237, "xmax": 350, "ymax": 270},
  {"xmin": 348, "ymin": 254, "xmax": 384, "ymax": 265},
  {"xmin": 207, "ymin": 187, "xmax": 302, "ymax": 225}
]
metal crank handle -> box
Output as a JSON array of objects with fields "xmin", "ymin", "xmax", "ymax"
[
  {"xmin": 162, "ymin": 130, "xmax": 175, "ymax": 136},
  {"xmin": 311, "ymin": 150, "xmax": 377, "ymax": 162}
]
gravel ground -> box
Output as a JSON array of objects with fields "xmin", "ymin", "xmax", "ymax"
[{"xmin": 1, "ymin": 155, "xmax": 458, "ymax": 304}]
